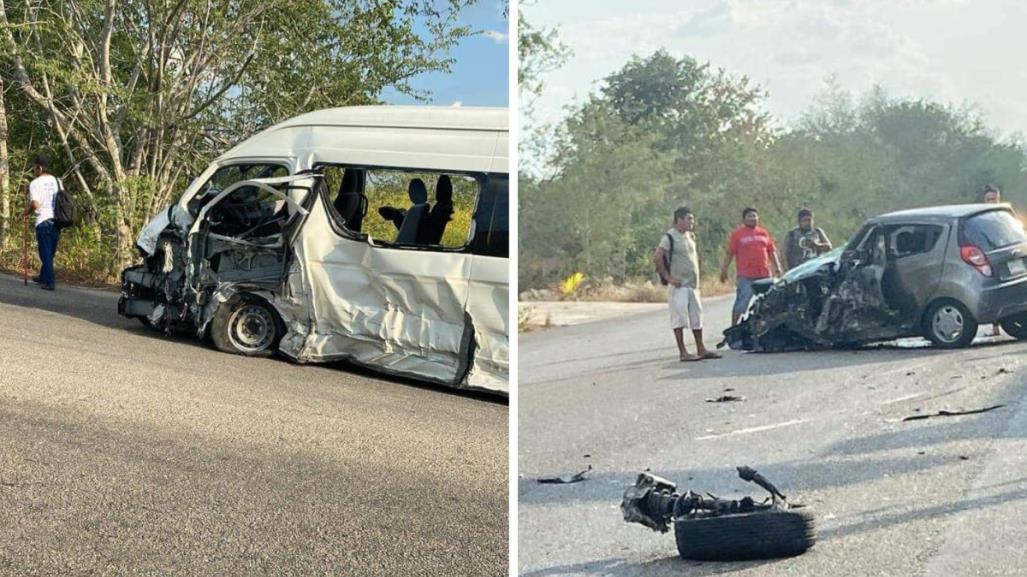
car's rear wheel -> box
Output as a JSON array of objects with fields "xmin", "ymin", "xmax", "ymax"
[
  {"xmin": 1000, "ymin": 312, "xmax": 1027, "ymax": 340},
  {"xmin": 924, "ymin": 299, "xmax": 978, "ymax": 348},
  {"xmin": 210, "ymin": 295, "xmax": 281, "ymax": 357}
]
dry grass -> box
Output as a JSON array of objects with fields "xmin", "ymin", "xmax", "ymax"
[{"xmin": 534, "ymin": 275, "xmax": 736, "ymax": 304}]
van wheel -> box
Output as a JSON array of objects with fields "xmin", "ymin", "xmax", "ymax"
[
  {"xmin": 924, "ymin": 300, "xmax": 977, "ymax": 348},
  {"xmin": 1000, "ymin": 313, "xmax": 1027, "ymax": 340},
  {"xmin": 210, "ymin": 295, "xmax": 281, "ymax": 357}
]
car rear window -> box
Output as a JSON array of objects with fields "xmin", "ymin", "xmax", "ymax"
[{"xmin": 963, "ymin": 210, "xmax": 1027, "ymax": 250}]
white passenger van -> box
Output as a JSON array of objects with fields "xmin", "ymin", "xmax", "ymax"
[{"xmin": 119, "ymin": 106, "xmax": 509, "ymax": 395}]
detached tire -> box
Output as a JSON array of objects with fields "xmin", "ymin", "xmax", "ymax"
[
  {"xmin": 1000, "ymin": 313, "xmax": 1027, "ymax": 340},
  {"xmin": 674, "ymin": 508, "xmax": 816, "ymax": 561},
  {"xmin": 923, "ymin": 299, "xmax": 977, "ymax": 349},
  {"xmin": 210, "ymin": 295, "xmax": 282, "ymax": 357}
]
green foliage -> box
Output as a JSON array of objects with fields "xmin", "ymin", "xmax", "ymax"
[{"xmin": 521, "ymin": 51, "xmax": 1027, "ymax": 290}]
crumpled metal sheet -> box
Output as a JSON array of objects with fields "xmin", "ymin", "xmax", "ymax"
[{"xmin": 281, "ymin": 200, "xmax": 508, "ymax": 394}]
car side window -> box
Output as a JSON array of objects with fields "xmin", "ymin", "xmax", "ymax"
[{"xmin": 887, "ymin": 225, "xmax": 944, "ymax": 258}]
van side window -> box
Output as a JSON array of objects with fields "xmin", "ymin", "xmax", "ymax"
[
  {"xmin": 471, "ymin": 174, "xmax": 508, "ymax": 258},
  {"xmin": 188, "ymin": 163, "xmax": 288, "ymax": 216},
  {"xmin": 323, "ymin": 165, "xmax": 480, "ymax": 250}
]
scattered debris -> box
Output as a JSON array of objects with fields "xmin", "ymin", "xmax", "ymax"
[
  {"xmin": 997, "ymin": 368, "xmax": 1010, "ymax": 375},
  {"xmin": 959, "ymin": 455, "xmax": 970, "ymax": 461},
  {"xmin": 537, "ymin": 465, "xmax": 591, "ymax": 485},
  {"xmin": 902, "ymin": 404, "xmax": 1006, "ymax": 422},
  {"xmin": 706, "ymin": 395, "xmax": 746, "ymax": 403},
  {"xmin": 906, "ymin": 371, "xmax": 915, "ymax": 376},
  {"xmin": 621, "ymin": 467, "xmax": 815, "ymax": 561}
]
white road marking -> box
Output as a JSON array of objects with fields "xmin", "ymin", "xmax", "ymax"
[{"xmin": 695, "ymin": 418, "xmax": 809, "ymax": 441}]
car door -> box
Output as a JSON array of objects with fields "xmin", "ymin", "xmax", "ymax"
[{"xmin": 881, "ymin": 223, "xmax": 947, "ymax": 324}]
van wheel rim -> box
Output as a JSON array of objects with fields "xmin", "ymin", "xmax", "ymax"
[
  {"xmin": 933, "ymin": 306, "xmax": 964, "ymax": 343},
  {"xmin": 228, "ymin": 305, "xmax": 274, "ymax": 352}
]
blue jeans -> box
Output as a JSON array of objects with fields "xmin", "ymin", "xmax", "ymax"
[
  {"xmin": 732, "ymin": 276, "xmax": 767, "ymax": 317},
  {"xmin": 36, "ymin": 219, "xmax": 59, "ymax": 288}
]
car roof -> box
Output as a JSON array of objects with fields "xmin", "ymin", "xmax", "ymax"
[{"xmin": 869, "ymin": 203, "xmax": 1011, "ymax": 224}]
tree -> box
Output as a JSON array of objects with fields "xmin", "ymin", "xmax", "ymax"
[{"xmin": 0, "ymin": 0, "xmax": 474, "ymax": 271}]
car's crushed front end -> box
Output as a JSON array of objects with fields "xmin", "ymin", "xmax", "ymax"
[{"xmin": 721, "ymin": 247, "xmax": 909, "ymax": 352}]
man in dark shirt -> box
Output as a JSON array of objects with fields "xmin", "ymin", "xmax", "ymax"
[{"xmin": 784, "ymin": 208, "xmax": 832, "ymax": 270}]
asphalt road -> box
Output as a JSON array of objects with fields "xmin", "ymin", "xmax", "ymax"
[
  {"xmin": 519, "ymin": 294, "xmax": 1027, "ymax": 576},
  {"xmin": 0, "ymin": 273, "xmax": 507, "ymax": 576}
]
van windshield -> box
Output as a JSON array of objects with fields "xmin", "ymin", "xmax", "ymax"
[{"xmin": 964, "ymin": 210, "xmax": 1027, "ymax": 250}]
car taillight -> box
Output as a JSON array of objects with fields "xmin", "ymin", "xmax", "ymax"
[{"xmin": 961, "ymin": 245, "xmax": 992, "ymax": 277}]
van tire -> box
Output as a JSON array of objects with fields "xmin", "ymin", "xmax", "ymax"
[
  {"xmin": 1000, "ymin": 313, "xmax": 1027, "ymax": 340},
  {"xmin": 210, "ymin": 295, "xmax": 281, "ymax": 357},
  {"xmin": 923, "ymin": 299, "xmax": 977, "ymax": 348},
  {"xmin": 674, "ymin": 508, "xmax": 816, "ymax": 561}
]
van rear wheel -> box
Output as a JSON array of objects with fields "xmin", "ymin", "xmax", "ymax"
[
  {"xmin": 1000, "ymin": 313, "xmax": 1027, "ymax": 340},
  {"xmin": 924, "ymin": 300, "xmax": 977, "ymax": 348},
  {"xmin": 211, "ymin": 296, "xmax": 281, "ymax": 357}
]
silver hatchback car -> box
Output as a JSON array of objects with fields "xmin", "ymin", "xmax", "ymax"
[{"xmin": 724, "ymin": 204, "xmax": 1027, "ymax": 351}]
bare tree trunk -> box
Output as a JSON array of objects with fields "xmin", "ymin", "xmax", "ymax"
[{"xmin": 0, "ymin": 75, "xmax": 9, "ymax": 251}]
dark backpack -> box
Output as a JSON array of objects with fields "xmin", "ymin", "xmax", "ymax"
[
  {"xmin": 53, "ymin": 177, "xmax": 77, "ymax": 229},
  {"xmin": 657, "ymin": 232, "xmax": 673, "ymax": 285}
]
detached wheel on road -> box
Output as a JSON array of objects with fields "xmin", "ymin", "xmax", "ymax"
[
  {"xmin": 924, "ymin": 300, "xmax": 977, "ymax": 348},
  {"xmin": 1000, "ymin": 313, "xmax": 1027, "ymax": 340},
  {"xmin": 674, "ymin": 508, "xmax": 816, "ymax": 561},
  {"xmin": 211, "ymin": 295, "xmax": 282, "ymax": 357}
]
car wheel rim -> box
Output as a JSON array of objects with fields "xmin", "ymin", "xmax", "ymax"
[
  {"xmin": 228, "ymin": 304, "xmax": 275, "ymax": 353},
  {"xmin": 933, "ymin": 306, "xmax": 964, "ymax": 343}
]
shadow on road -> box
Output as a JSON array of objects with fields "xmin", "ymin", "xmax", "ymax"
[
  {"xmin": 520, "ymin": 554, "xmax": 779, "ymax": 577},
  {"xmin": 0, "ymin": 273, "xmax": 507, "ymax": 404}
]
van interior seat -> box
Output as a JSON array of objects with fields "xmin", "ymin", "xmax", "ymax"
[
  {"xmin": 395, "ymin": 178, "xmax": 429, "ymax": 244},
  {"xmin": 333, "ymin": 168, "xmax": 367, "ymax": 232},
  {"xmin": 423, "ymin": 175, "xmax": 455, "ymax": 245}
]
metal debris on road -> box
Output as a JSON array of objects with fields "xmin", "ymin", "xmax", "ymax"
[
  {"xmin": 902, "ymin": 404, "xmax": 1006, "ymax": 422},
  {"xmin": 706, "ymin": 395, "xmax": 746, "ymax": 403},
  {"xmin": 537, "ymin": 465, "xmax": 592, "ymax": 485},
  {"xmin": 620, "ymin": 466, "xmax": 816, "ymax": 560}
]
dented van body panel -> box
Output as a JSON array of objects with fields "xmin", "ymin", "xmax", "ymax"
[{"xmin": 119, "ymin": 106, "xmax": 509, "ymax": 395}]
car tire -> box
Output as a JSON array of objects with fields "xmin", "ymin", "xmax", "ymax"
[
  {"xmin": 674, "ymin": 508, "xmax": 816, "ymax": 561},
  {"xmin": 923, "ymin": 299, "xmax": 978, "ymax": 348},
  {"xmin": 210, "ymin": 295, "xmax": 282, "ymax": 357},
  {"xmin": 1000, "ymin": 313, "xmax": 1027, "ymax": 340}
]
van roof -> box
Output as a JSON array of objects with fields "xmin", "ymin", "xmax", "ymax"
[
  {"xmin": 216, "ymin": 105, "xmax": 509, "ymax": 173},
  {"xmin": 270, "ymin": 105, "xmax": 508, "ymax": 132}
]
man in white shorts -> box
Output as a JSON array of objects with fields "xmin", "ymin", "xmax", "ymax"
[{"xmin": 654, "ymin": 207, "xmax": 721, "ymax": 362}]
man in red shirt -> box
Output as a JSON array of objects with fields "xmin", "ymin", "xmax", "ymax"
[{"xmin": 719, "ymin": 207, "xmax": 783, "ymax": 325}]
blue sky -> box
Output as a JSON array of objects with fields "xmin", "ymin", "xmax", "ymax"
[{"xmin": 382, "ymin": 1, "xmax": 509, "ymax": 107}]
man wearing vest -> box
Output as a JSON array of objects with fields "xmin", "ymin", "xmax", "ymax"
[
  {"xmin": 654, "ymin": 207, "xmax": 721, "ymax": 362},
  {"xmin": 720, "ymin": 207, "xmax": 782, "ymax": 326},
  {"xmin": 22, "ymin": 154, "xmax": 60, "ymax": 291}
]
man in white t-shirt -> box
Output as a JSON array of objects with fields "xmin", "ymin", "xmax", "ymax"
[
  {"xmin": 21, "ymin": 154, "xmax": 60, "ymax": 290},
  {"xmin": 654, "ymin": 206, "xmax": 721, "ymax": 362}
]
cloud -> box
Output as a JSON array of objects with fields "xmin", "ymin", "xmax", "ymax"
[{"xmin": 482, "ymin": 29, "xmax": 509, "ymax": 44}]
